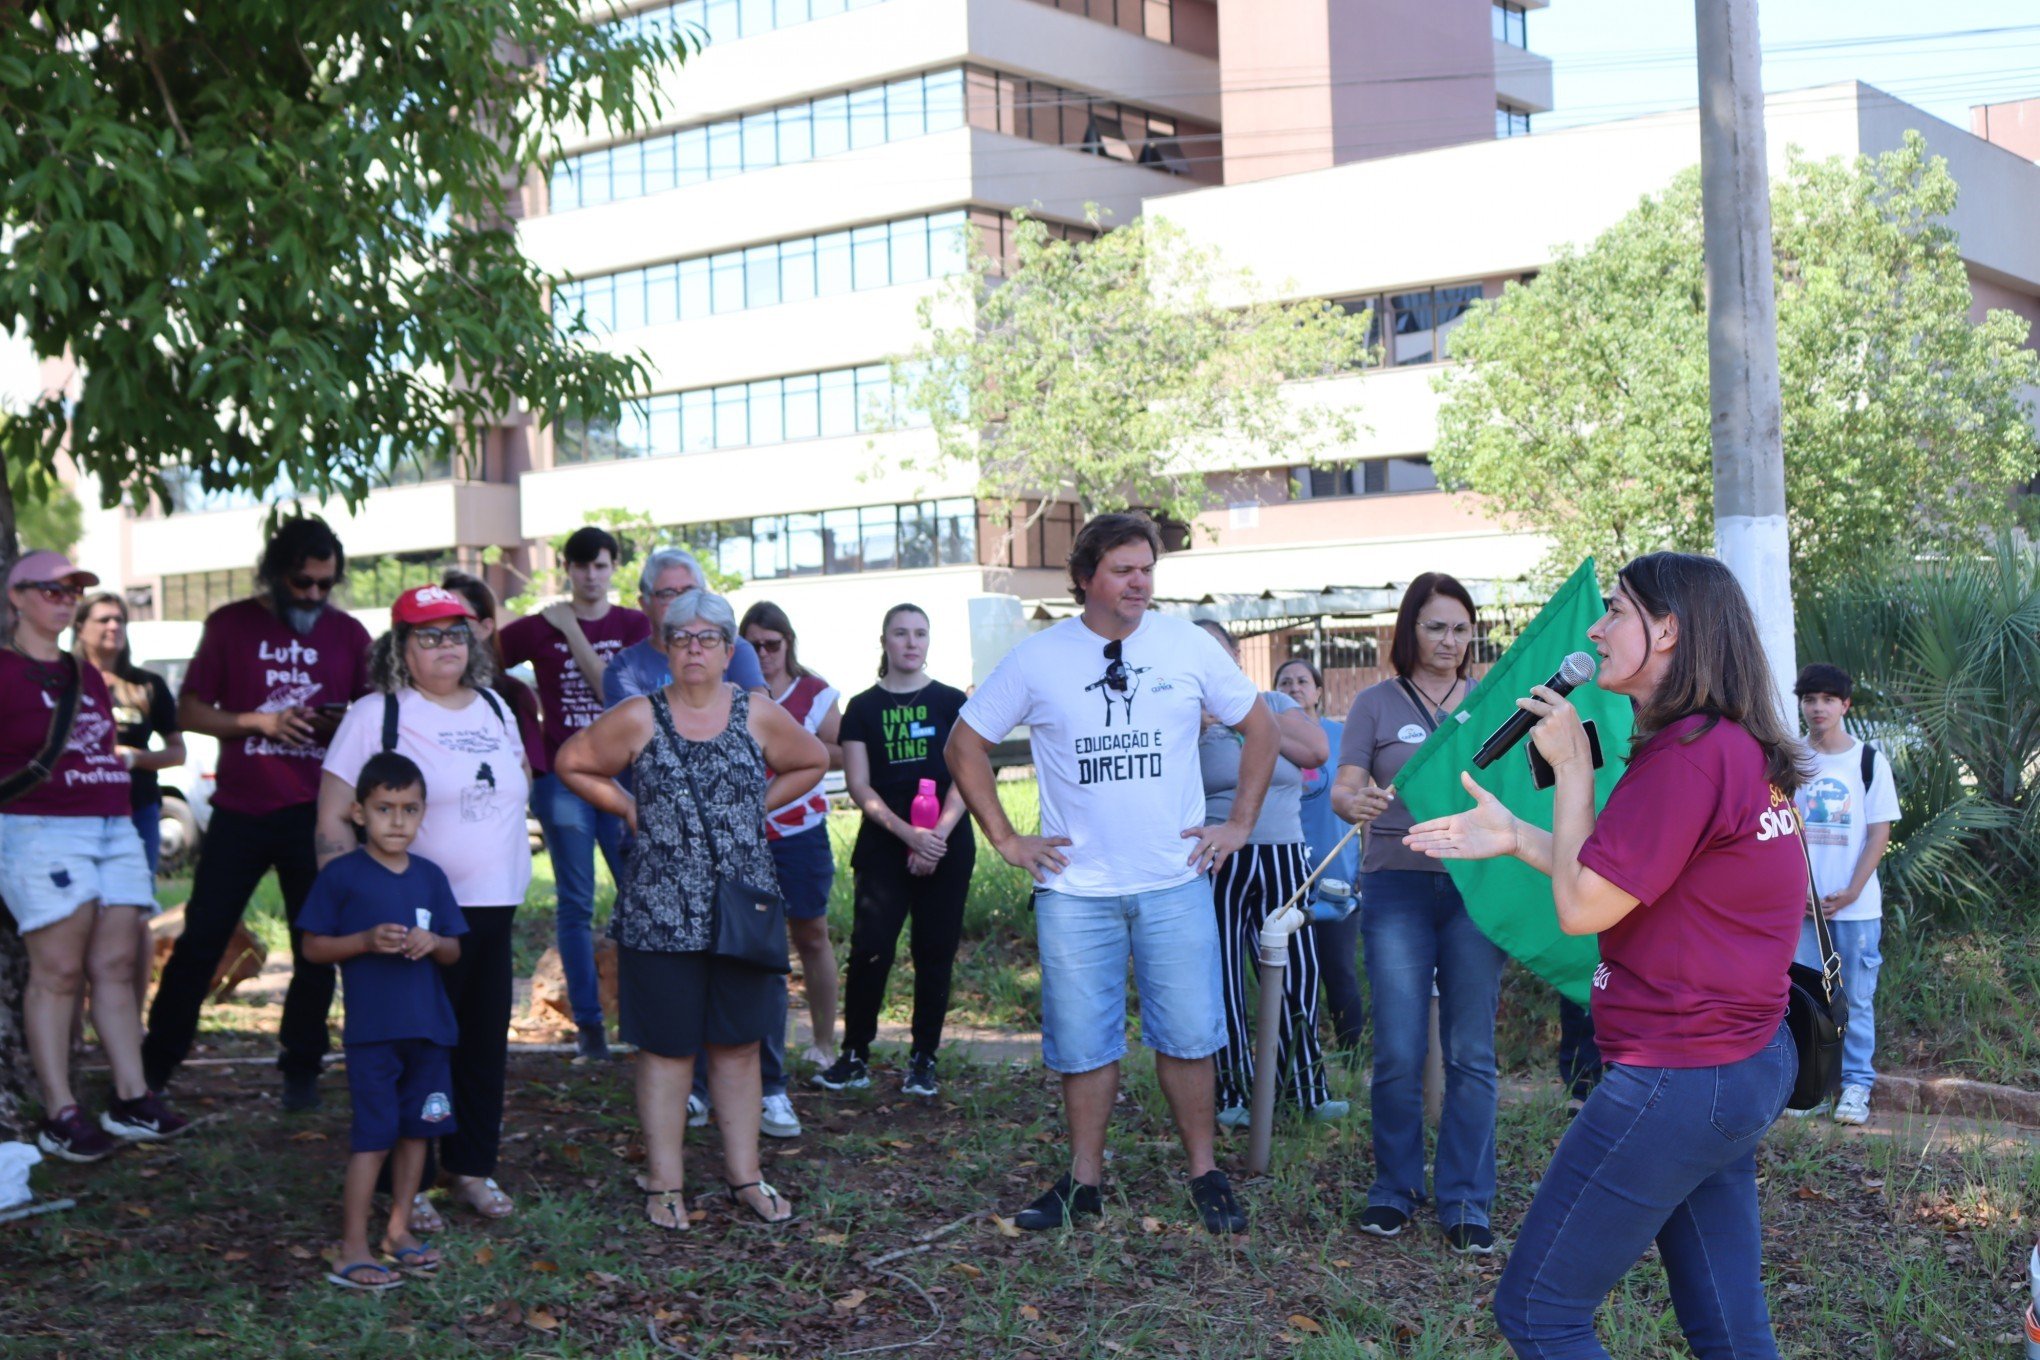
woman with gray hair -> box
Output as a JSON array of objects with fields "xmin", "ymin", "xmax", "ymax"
[
  {"xmin": 557, "ymin": 589, "xmax": 827, "ymax": 1230},
  {"xmin": 316, "ymin": 585, "xmax": 534, "ymax": 1222}
]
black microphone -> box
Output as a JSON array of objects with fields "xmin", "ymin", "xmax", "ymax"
[{"xmin": 1470, "ymin": 652, "xmax": 1597, "ymax": 770}]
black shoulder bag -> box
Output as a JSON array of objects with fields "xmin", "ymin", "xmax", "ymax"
[
  {"xmin": 660, "ymin": 714, "xmax": 789, "ymax": 975},
  {"xmin": 0, "ymin": 657, "xmax": 83, "ymax": 807},
  {"xmin": 1783, "ymin": 840, "xmax": 1850, "ymax": 1111}
]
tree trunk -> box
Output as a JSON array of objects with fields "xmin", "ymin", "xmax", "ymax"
[{"xmin": 0, "ymin": 473, "xmax": 31, "ymax": 1138}]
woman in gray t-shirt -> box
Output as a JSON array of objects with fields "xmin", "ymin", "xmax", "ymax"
[
  {"xmin": 1192, "ymin": 621, "xmax": 1343, "ymax": 1125},
  {"xmin": 1330, "ymin": 574, "xmax": 1507, "ymax": 1254}
]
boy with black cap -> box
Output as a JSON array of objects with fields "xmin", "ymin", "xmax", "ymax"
[{"xmin": 1790, "ymin": 663, "xmax": 1899, "ymax": 1126}]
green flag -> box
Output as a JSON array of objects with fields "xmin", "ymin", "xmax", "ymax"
[{"xmin": 1391, "ymin": 559, "xmax": 1631, "ymax": 1005}]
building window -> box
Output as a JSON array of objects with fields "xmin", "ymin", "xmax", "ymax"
[
  {"xmin": 159, "ymin": 568, "xmax": 257, "ymax": 622},
  {"xmin": 1496, "ymin": 103, "xmax": 1531, "ymax": 138},
  {"xmin": 1327, "ymin": 280, "xmax": 1487, "ymax": 368},
  {"xmin": 596, "ymin": 0, "xmax": 901, "ymax": 51},
  {"xmin": 1289, "ymin": 458, "xmax": 1439, "ymax": 500},
  {"xmin": 344, "ymin": 552, "xmax": 460, "ymax": 610},
  {"xmin": 977, "ymin": 500, "xmax": 1082, "ymax": 570},
  {"xmin": 1013, "ymin": 0, "xmax": 1216, "ymax": 57},
  {"xmin": 1491, "ymin": 2, "xmax": 1527, "ymax": 47},
  {"xmin": 684, "ymin": 499, "xmax": 979, "ymax": 579},
  {"xmin": 961, "ymin": 66, "xmax": 1220, "ymax": 184}
]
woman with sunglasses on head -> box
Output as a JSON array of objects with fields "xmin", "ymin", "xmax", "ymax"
[
  {"xmin": 555, "ymin": 590, "xmax": 826, "ymax": 1230},
  {"xmin": 1273, "ymin": 658, "xmax": 1364, "ymax": 1051},
  {"xmin": 317, "ymin": 585, "xmax": 533, "ymax": 1222},
  {"xmin": 1405, "ymin": 554, "xmax": 1808, "ymax": 1359},
  {"xmin": 817, "ymin": 604, "xmax": 974, "ymax": 1100},
  {"xmin": 1331, "ymin": 571, "xmax": 1503, "ymax": 1255},
  {"xmin": 738, "ymin": 602, "xmax": 843, "ymax": 1074},
  {"xmin": 2, "ymin": 553, "xmax": 189, "ymax": 1162}
]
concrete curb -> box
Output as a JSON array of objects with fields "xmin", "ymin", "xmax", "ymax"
[{"xmin": 1874, "ymin": 1073, "xmax": 2040, "ymax": 1128}]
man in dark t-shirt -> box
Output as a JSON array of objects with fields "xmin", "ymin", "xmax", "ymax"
[{"xmin": 143, "ymin": 517, "xmax": 373, "ymax": 1108}]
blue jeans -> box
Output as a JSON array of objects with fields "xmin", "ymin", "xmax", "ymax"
[
  {"xmin": 1033, "ymin": 876, "xmax": 1225, "ymax": 1074},
  {"xmin": 1358, "ymin": 869, "xmax": 1504, "ymax": 1227},
  {"xmin": 132, "ymin": 803, "xmax": 162, "ymax": 877},
  {"xmin": 1795, "ymin": 916, "xmax": 1881, "ymax": 1090},
  {"xmin": 530, "ymin": 772, "xmax": 626, "ymax": 1029},
  {"xmin": 1494, "ymin": 1021, "xmax": 1797, "ymax": 1359}
]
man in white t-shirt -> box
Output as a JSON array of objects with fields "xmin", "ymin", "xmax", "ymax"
[
  {"xmin": 1791, "ymin": 663, "xmax": 1900, "ymax": 1127},
  {"xmin": 948, "ymin": 513, "xmax": 1279, "ymax": 1236}
]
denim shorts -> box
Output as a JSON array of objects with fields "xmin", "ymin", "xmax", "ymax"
[
  {"xmin": 0, "ymin": 814, "xmax": 159, "ymax": 935},
  {"xmin": 1033, "ymin": 876, "xmax": 1225, "ymax": 1074},
  {"xmin": 769, "ymin": 824, "xmax": 836, "ymax": 922}
]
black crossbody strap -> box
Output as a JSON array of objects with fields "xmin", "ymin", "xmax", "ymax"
[
  {"xmin": 1797, "ymin": 830, "xmax": 1841, "ymax": 1003},
  {"xmin": 652, "ymin": 689, "xmax": 728, "ymax": 876},
  {"xmin": 0, "ymin": 657, "xmax": 83, "ymax": 807},
  {"xmin": 1394, "ymin": 677, "xmax": 1443, "ymax": 734}
]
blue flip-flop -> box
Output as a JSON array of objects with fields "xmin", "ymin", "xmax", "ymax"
[
  {"xmin": 380, "ymin": 1241, "xmax": 441, "ymax": 1276},
  {"xmin": 327, "ymin": 1261, "xmax": 404, "ymax": 1291}
]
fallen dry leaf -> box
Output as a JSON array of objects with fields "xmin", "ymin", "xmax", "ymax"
[
  {"xmin": 288, "ymin": 1130, "xmax": 326, "ymax": 1143},
  {"xmin": 473, "ymin": 1245, "xmax": 496, "ymax": 1266},
  {"xmin": 286, "ymin": 1245, "xmax": 314, "ymax": 1261},
  {"xmin": 525, "ymin": 1305, "xmax": 559, "ymax": 1332},
  {"xmin": 1288, "ymin": 1315, "xmax": 1325, "ymax": 1335},
  {"xmin": 990, "ymin": 1214, "xmax": 1022, "ymax": 1239},
  {"xmin": 833, "ymin": 1288, "xmax": 869, "ymax": 1315},
  {"xmin": 530, "ymin": 1259, "xmax": 559, "ymax": 1274},
  {"xmin": 1019, "ymin": 1305, "xmax": 1042, "ymax": 1322},
  {"xmin": 949, "ymin": 1263, "xmax": 983, "ymax": 1280},
  {"xmin": 221, "ymin": 1250, "xmax": 249, "ymax": 1263},
  {"xmin": 1139, "ymin": 1216, "xmax": 1164, "ymax": 1236},
  {"xmin": 812, "ymin": 1231, "xmax": 849, "ymax": 1247},
  {"xmin": 1331, "ymin": 1258, "xmax": 1353, "ymax": 1268}
]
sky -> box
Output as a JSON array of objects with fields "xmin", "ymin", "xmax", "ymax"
[{"xmin": 1531, "ymin": 0, "xmax": 2040, "ymax": 134}]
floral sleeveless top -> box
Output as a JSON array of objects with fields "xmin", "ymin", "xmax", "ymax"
[{"xmin": 614, "ymin": 688, "xmax": 777, "ymax": 953}]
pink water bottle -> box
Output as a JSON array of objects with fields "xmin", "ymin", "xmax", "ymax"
[{"xmin": 909, "ymin": 778, "xmax": 941, "ymax": 831}]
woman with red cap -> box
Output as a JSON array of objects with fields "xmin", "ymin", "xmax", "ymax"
[
  {"xmin": 1, "ymin": 551, "xmax": 190, "ymax": 1161},
  {"xmin": 316, "ymin": 585, "xmax": 533, "ymax": 1223}
]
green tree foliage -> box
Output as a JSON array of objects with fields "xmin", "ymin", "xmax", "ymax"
[
  {"xmin": 1432, "ymin": 133, "xmax": 2040, "ymax": 584},
  {"xmin": 894, "ymin": 210, "xmax": 1375, "ymax": 536},
  {"xmin": 12, "ymin": 483, "xmax": 83, "ymax": 558},
  {"xmin": 0, "ymin": 0, "xmax": 687, "ymax": 541}
]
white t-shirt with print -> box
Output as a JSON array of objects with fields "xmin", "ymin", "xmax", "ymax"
[
  {"xmin": 1793, "ymin": 737, "xmax": 1900, "ymax": 922},
  {"xmin": 959, "ymin": 612, "xmax": 1258, "ymax": 897},
  {"xmin": 324, "ymin": 688, "xmax": 535, "ymax": 909}
]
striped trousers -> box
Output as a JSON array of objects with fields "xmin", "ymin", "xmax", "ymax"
[{"xmin": 1212, "ymin": 841, "xmax": 1328, "ymax": 1112}]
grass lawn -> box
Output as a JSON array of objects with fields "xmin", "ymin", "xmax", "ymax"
[{"xmin": 7, "ymin": 1046, "xmax": 2037, "ymax": 1358}]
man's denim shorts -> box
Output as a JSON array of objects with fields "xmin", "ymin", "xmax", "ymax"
[
  {"xmin": 1033, "ymin": 875, "xmax": 1225, "ymax": 1074},
  {"xmin": 0, "ymin": 814, "xmax": 158, "ymax": 935}
]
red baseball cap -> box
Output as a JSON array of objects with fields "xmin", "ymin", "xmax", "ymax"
[
  {"xmin": 7, "ymin": 550, "xmax": 99, "ymax": 591},
  {"xmin": 391, "ymin": 584, "xmax": 477, "ymax": 625}
]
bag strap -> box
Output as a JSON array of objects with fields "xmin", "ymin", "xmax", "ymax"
[
  {"xmin": 381, "ymin": 693, "xmax": 400, "ymax": 753},
  {"xmin": 0, "ymin": 655, "xmax": 83, "ymax": 807},
  {"xmin": 1859, "ymin": 741, "xmax": 1876, "ymax": 792},
  {"xmin": 1796, "ymin": 828, "xmax": 1842, "ymax": 1003},
  {"xmin": 1394, "ymin": 677, "xmax": 1443, "ymax": 734},
  {"xmin": 651, "ymin": 689, "xmax": 727, "ymax": 878}
]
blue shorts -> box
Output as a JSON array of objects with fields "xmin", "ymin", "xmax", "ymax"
[
  {"xmin": 345, "ymin": 1039, "xmax": 457, "ymax": 1153},
  {"xmin": 0, "ymin": 814, "xmax": 158, "ymax": 935},
  {"xmin": 769, "ymin": 824, "xmax": 835, "ymax": 922},
  {"xmin": 1033, "ymin": 876, "xmax": 1226, "ymax": 1074}
]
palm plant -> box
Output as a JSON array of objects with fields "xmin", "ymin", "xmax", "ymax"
[{"xmin": 1797, "ymin": 535, "xmax": 2040, "ymax": 926}]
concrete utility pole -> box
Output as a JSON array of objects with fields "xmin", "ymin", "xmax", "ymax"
[{"xmin": 1694, "ymin": 0, "xmax": 1796, "ymax": 717}]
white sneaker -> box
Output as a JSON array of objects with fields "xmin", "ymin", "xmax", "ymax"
[
  {"xmin": 761, "ymin": 1093, "xmax": 802, "ymax": 1139},
  {"xmin": 687, "ymin": 1093, "xmax": 710, "ymax": 1128},
  {"xmin": 1831, "ymin": 1084, "xmax": 1871, "ymax": 1126}
]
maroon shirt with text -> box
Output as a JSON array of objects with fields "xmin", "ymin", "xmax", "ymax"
[
  {"xmin": 0, "ymin": 653, "xmax": 130, "ymax": 817},
  {"xmin": 498, "ymin": 607, "xmax": 650, "ymax": 763},
  {"xmin": 182, "ymin": 599, "xmax": 373, "ymax": 815},
  {"xmin": 1577, "ymin": 715, "xmax": 1806, "ymax": 1069}
]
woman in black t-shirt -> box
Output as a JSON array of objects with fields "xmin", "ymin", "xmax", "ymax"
[{"xmin": 815, "ymin": 604, "xmax": 974, "ymax": 1101}]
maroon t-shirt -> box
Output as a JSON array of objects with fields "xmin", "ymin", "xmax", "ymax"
[
  {"xmin": 498, "ymin": 607, "xmax": 650, "ymax": 762},
  {"xmin": 0, "ymin": 652, "xmax": 131, "ymax": 817},
  {"xmin": 1577, "ymin": 715, "xmax": 1805, "ymax": 1069},
  {"xmin": 183, "ymin": 599, "xmax": 373, "ymax": 816},
  {"xmin": 495, "ymin": 674, "xmax": 549, "ymax": 777}
]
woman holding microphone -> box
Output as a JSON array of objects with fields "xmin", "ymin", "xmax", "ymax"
[{"xmin": 1405, "ymin": 552, "xmax": 1807, "ymax": 1360}]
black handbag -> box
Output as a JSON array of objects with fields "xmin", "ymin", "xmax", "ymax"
[
  {"xmin": 668, "ymin": 730, "xmax": 789, "ymax": 975},
  {"xmin": 1783, "ymin": 843, "xmax": 1850, "ymax": 1111}
]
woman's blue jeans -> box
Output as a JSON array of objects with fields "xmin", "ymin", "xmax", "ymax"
[
  {"xmin": 1494, "ymin": 1020, "xmax": 1797, "ymax": 1359},
  {"xmin": 1358, "ymin": 869, "xmax": 1504, "ymax": 1228}
]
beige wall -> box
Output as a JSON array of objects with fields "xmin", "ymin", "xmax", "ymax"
[{"xmin": 1972, "ymin": 97, "xmax": 2040, "ymax": 163}]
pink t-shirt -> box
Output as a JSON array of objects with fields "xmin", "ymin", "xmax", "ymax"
[
  {"xmin": 1577, "ymin": 715, "xmax": 1806, "ymax": 1069},
  {"xmin": 0, "ymin": 653, "xmax": 130, "ymax": 817},
  {"xmin": 322, "ymin": 688, "xmax": 534, "ymax": 908},
  {"xmin": 183, "ymin": 599, "xmax": 372, "ymax": 815},
  {"xmin": 498, "ymin": 607, "xmax": 650, "ymax": 763}
]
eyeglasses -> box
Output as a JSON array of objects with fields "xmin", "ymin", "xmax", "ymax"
[
  {"xmin": 1103, "ymin": 639, "xmax": 1129, "ymax": 693},
  {"xmin": 665, "ymin": 627, "xmax": 727, "ymax": 651},
  {"xmin": 750, "ymin": 637, "xmax": 785, "ymax": 655},
  {"xmin": 1418, "ymin": 621, "xmax": 1475, "ymax": 641},
  {"xmin": 647, "ymin": 585, "xmax": 695, "ymax": 603},
  {"xmin": 409, "ymin": 623, "xmax": 473, "ymax": 650},
  {"xmin": 12, "ymin": 580, "xmax": 81, "ymax": 604},
  {"xmin": 288, "ymin": 573, "xmax": 338, "ymax": 594}
]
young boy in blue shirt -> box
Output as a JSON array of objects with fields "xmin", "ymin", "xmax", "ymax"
[{"xmin": 300, "ymin": 752, "xmax": 467, "ymax": 1290}]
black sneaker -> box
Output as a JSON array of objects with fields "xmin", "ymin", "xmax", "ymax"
[
  {"xmin": 1445, "ymin": 1223, "xmax": 1496, "ymax": 1255},
  {"xmin": 1188, "ymin": 1170, "xmax": 1247, "ymax": 1235},
  {"xmin": 281, "ymin": 1069, "xmax": 321, "ymax": 1113},
  {"xmin": 101, "ymin": 1090, "xmax": 192, "ymax": 1141},
  {"xmin": 37, "ymin": 1105, "xmax": 118, "ymax": 1163},
  {"xmin": 1013, "ymin": 1173, "xmax": 1103, "ymax": 1231},
  {"xmin": 902, "ymin": 1052, "xmax": 939, "ymax": 1098},
  {"xmin": 574, "ymin": 1023, "xmax": 612, "ymax": 1063},
  {"xmin": 812, "ymin": 1053, "xmax": 870, "ymax": 1091},
  {"xmin": 1357, "ymin": 1205, "xmax": 1409, "ymax": 1238}
]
